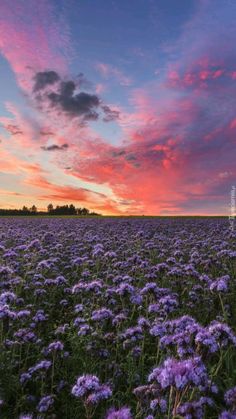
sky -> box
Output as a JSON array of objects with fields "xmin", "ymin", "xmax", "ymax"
[{"xmin": 0, "ymin": 0, "xmax": 235, "ymax": 215}]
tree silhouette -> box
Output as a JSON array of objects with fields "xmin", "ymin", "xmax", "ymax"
[
  {"xmin": 30, "ymin": 205, "xmax": 37, "ymax": 213},
  {"xmin": 47, "ymin": 203, "xmax": 54, "ymax": 213},
  {"xmin": 0, "ymin": 203, "xmax": 101, "ymax": 216}
]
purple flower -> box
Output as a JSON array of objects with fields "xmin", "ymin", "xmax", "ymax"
[
  {"xmin": 92, "ymin": 244, "xmax": 104, "ymax": 257},
  {"xmin": 55, "ymin": 323, "xmax": 69, "ymax": 335},
  {"xmin": 131, "ymin": 346, "xmax": 142, "ymax": 358},
  {"xmin": 219, "ymin": 412, "xmax": 236, "ymax": 419},
  {"xmin": 28, "ymin": 360, "xmax": 52, "ymax": 375},
  {"xmin": 45, "ymin": 340, "xmax": 64, "ymax": 354},
  {"xmin": 158, "ymin": 295, "xmax": 178, "ymax": 314},
  {"xmin": 209, "ymin": 322, "xmax": 236, "ymax": 347},
  {"xmin": 116, "ymin": 283, "xmax": 135, "ymax": 296},
  {"xmin": 20, "ymin": 373, "xmax": 32, "ymax": 384},
  {"xmin": 55, "ymin": 275, "xmax": 67, "ymax": 285},
  {"xmin": 17, "ymin": 310, "xmax": 31, "ymax": 319},
  {"xmin": 0, "ymin": 304, "xmax": 16, "ymax": 319},
  {"xmin": 112, "ymin": 313, "xmax": 127, "ymax": 326},
  {"xmin": 210, "ymin": 275, "xmax": 230, "ymax": 292},
  {"xmin": 225, "ymin": 387, "xmax": 236, "ymax": 408},
  {"xmin": 195, "ymin": 329, "xmax": 218, "ymax": 353},
  {"xmin": 121, "ymin": 326, "xmax": 143, "ymax": 348},
  {"xmin": 71, "ymin": 374, "xmax": 112, "ymax": 404},
  {"xmin": 106, "ymin": 406, "xmax": 132, "ymax": 419},
  {"xmin": 14, "ymin": 328, "xmax": 37, "ymax": 343},
  {"xmin": 149, "ymin": 322, "xmax": 167, "ymax": 338},
  {"xmin": 141, "ymin": 282, "xmax": 158, "ymax": 296},
  {"xmin": 0, "ymin": 291, "xmax": 17, "ymax": 304},
  {"xmin": 176, "ymin": 396, "xmax": 213, "ymax": 418},
  {"xmin": 37, "ymin": 395, "xmax": 54, "ymax": 413},
  {"xmin": 74, "ymin": 304, "xmax": 84, "ymax": 313},
  {"xmin": 148, "ymin": 356, "xmax": 211, "ymax": 391},
  {"xmin": 91, "ymin": 308, "xmax": 113, "ymax": 322},
  {"xmin": 137, "ymin": 317, "xmax": 150, "ymax": 329},
  {"xmin": 74, "ymin": 316, "xmax": 86, "ymax": 326},
  {"xmin": 86, "ymin": 384, "xmax": 112, "ymax": 404},
  {"xmin": 33, "ymin": 310, "xmax": 48, "ymax": 322},
  {"xmin": 78, "ymin": 324, "xmax": 92, "ymax": 336},
  {"xmin": 57, "ymin": 379, "xmax": 66, "ymax": 392},
  {"xmin": 130, "ymin": 293, "xmax": 143, "ymax": 305},
  {"xmin": 150, "ymin": 398, "xmax": 167, "ymax": 412}
]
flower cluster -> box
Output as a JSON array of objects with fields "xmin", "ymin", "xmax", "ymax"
[{"xmin": 72, "ymin": 374, "xmax": 112, "ymax": 404}]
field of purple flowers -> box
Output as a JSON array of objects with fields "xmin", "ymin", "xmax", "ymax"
[{"xmin": 0, "ymin": 217, "xmax": 236, "ymax": 419}]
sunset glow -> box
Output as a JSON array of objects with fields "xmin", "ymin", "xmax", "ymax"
[{"xmin": 0, "ymin": 0, "xmax": 235, "ymax": 214}]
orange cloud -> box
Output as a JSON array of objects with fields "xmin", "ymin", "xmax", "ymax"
[{"xmin": 23, "ymin": 174, "xmax": 122, "ymax": 215}]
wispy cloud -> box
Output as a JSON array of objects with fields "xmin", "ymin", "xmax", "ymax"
[{"xmin": 96, "ymin": 63, "xmax": 133, "ymax": 86}]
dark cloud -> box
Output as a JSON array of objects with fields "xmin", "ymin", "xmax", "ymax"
[
  {"xmin": 48, "ymin": 88, "xmax": 100, "ymax": 120},
  {"xmin": 3, "ymin": 124, "xmax": 23, "ymax": 135},
  {"xmin": 102, "ymin": 105, "xmax": 120, "ymax": 122},
  {"xmin": 33, "ymin": 70, "xmax": 60, "ymax": 92},
  {"xmin": 41, "ymin": 143, "xmax": 69, "ymax": 151},
  {"xmin": 82, "ymin": 188, "xmax": 107, "ymax": 199},
  {"xmin": 33, "ymin": 70, "xmax": 119, "ymax": 123},
  {"xmin": 111, "ymin": 150, "xmax": 140, "ymax": 167},
  {"xmin": 125, "ymin": 154, "xmax": 137, "ymax": 161},
  {"xmin": 76, "ymin": 73, "xmax": 93, "ymax": 90},
  {"xmin": 119, "ymin": 199, "xmax": 133, "ymax": 206},
  {"xmin": 40, "ymin": 130, "xmax": 54, "ymax": 136},
  {"xmin": 60, "ymin": 80, "xmax": 76, "ymax": 97},
  {"xmin": 112, "ymin": 150, "xmax": 126, "ymax": 157}
]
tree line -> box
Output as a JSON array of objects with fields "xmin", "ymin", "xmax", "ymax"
[{"xmin": 0, "ymin": 204, "xmax": 101, "ymax": 216}]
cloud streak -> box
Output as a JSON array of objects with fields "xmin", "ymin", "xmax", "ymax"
[{"xmin": 41, "ymin": 143, "xmax": 69, "ymax": 151}]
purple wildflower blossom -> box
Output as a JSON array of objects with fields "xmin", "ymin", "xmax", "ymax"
[
  {"xmin": 148, "ymin": 356, "xmax": 211, "ymax": 391},
  {"xmin": 91, "ymin": 308, "xmax": 113, "ymax": 321},
  {"xmin": 106, "ymin": 406, "xmax": 133, "ymax": 419},
  {"xmin": 225, "ymin": 387, "xmax": 236, "ymax": 409},
  {"xmin": 71, "ymin": 374, "xmax": 112, "ymax": 404},
  {"xmin": 37, "ymin": 395, "xmax": 54, "ymax": 413}
]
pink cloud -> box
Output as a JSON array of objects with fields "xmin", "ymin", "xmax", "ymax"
[
  {"xmin": 0, "ymin": 0, "xmax": 235, "ymax": 215},
  {"xmin": 0, "ymin": 0, "xmax": 71, "ymax": 91},
  {"xmin": 23, "ymin": 174, "xmax": 122, "ymax": 215},
  {"xmin": 0, "ymin": 145, "xmax": 47, "ymax": 178},
  {"xmin": 96, "ymin": 62, "xmax": 132, "ymax": 86},
  {"xmin": 95, "ymin": 83, "xmax": 106, "ymax": 94},
  {"xmin": 166, "ymin": 62, "xmax": 226, "ymax": 90},
  {"xmin": 64, "ymin": 67, "xmax": 236, "ymax": 215}
]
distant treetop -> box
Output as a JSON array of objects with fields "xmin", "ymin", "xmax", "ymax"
[{"xmin": 0, "ymin": 204, "xmax": 101, "ymax": 216}]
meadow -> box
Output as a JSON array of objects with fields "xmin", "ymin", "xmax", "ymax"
[{"xmin": 0, "ymin": 216, "xmax": 235, "ymax": 418}]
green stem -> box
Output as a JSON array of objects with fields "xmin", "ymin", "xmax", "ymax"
[
  {"xmin": 168, "ymin": 386, "xmax": 174, "ymax": 419},
  {"xmin": 219, "ymin": 294, "xmax": 227, "ymax": 322}
]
